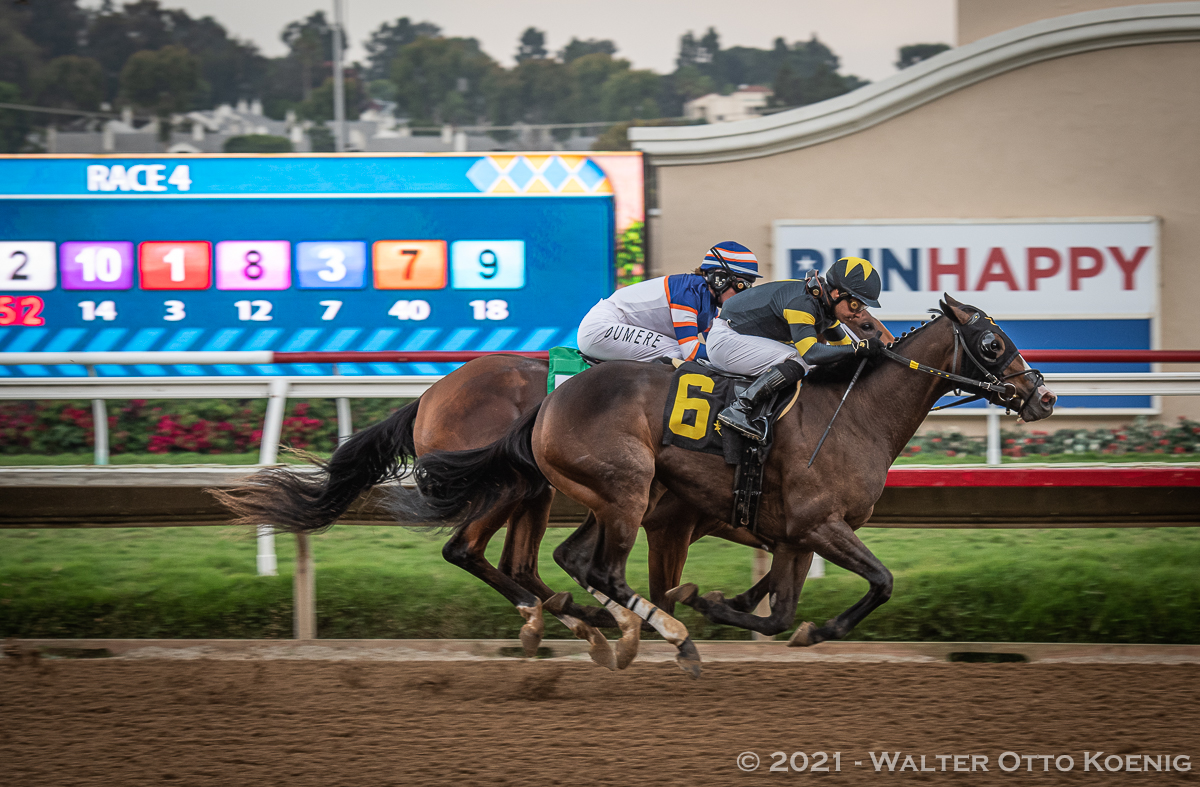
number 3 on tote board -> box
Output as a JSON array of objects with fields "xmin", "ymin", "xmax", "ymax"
[{"xmin": 215, "ymin": 241, "xmax": 291, "ymax": 290}]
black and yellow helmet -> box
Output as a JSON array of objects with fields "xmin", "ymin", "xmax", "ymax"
[{"xmin": 826, "ymin": 257, "xmax": 882, "ymax": 308}]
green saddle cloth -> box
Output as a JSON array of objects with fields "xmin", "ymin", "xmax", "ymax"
[{"xmin": 547, "ymin": 346, "xmax": 591, "ymax": 393}]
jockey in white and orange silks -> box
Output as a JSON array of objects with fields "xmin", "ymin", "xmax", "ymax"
[{"xmin": 576, "ymin": 241, "xmax": 762, "ymax": 363}]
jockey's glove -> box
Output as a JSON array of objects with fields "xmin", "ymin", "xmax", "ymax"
[{"xmin": 854, "ymin": 337, "xmax": 886, "ymax": 359}]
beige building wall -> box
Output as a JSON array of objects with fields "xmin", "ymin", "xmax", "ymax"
[
  {"xmin": 649, "ymin": 39, "xmax": 1200, "ymax": 432},
  {"xmin": 958, "ymin": 0, "xmax": 1174, "ymax": 44}
]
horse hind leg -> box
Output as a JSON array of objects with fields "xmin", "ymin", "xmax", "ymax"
[
  {"xmin": 576, "ymin": 508, "xmax": 700, "ymax": 678},
  {"xmin": 440, "ymin": 504, "xmax": 546, "ymax": 658},
  {"xmin": 498, "ymin": 497, "xmax": 616, "ymax": 670},
  {"xmin": 504, "ymin": 500, "xmax": 619, "ymax": 630}
]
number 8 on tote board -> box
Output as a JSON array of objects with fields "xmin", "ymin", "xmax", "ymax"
[{"xmin": 215, "ymin": 241, "xmax": 291, "ymax": 290}]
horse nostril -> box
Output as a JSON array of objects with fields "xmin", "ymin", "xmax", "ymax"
[{"xmin": 1042, "ymin": 391, "xmax": 1056, "ymax": 406}]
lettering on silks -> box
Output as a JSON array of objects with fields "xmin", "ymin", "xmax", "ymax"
[{"xmin": 601, "ymin": 325, "xmax": 664, "ymax": 348}]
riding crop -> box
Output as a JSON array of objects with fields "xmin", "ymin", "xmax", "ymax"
[{"xmin": 807, "ymin": 357, "xmax": 869, "ymax": 467}]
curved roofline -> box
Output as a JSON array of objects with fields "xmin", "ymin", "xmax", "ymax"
[{"xmin": 630, "ymin": 2, "xmax": 1200, "ymax": 165}]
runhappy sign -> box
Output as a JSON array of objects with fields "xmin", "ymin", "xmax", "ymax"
[{"xmin": 772, "ymin": 219, "xmax": 1158, "ymax": 319}]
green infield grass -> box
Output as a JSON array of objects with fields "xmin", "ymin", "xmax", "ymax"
[{"xmin": 2, "ymin": 525, "xmax": 1197, "ymax": 644}]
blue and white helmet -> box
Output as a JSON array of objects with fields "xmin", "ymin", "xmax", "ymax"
[{"xmin": 701, "ymin": 241, "xmax": 762, "ymax": 279}]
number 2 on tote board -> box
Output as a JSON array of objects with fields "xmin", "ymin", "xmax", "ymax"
[{"xmin": 0, "ymin": 242, "xmax": 56, "ymax": 290}]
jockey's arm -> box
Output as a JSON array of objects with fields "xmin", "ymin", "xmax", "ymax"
[
  {"xmin": 666, "ymin": 277, "xmax": 709, "ymax": 361},
  {"xmin": 785, "ymin": 309, "xmax": 857, "ymax": 366},
  {"xmin": 822, "ymin": 321, "xmax": 855, "ymax": 346}
]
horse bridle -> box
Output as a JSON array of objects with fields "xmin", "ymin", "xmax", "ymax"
[{"xmin": 881, "ymin": 317, "xmax": 1045, "ymax": 415}]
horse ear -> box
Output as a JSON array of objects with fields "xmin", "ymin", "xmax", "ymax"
[{"xmin": 939, "ymin": 292, "xmax": 971, "ymax": 324}]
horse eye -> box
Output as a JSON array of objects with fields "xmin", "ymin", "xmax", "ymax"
[{"xmin": 980, "ymin": 332, "xmax": 1002, "ymax": 361}]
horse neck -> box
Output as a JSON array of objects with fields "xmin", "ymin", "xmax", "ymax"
[{"xmin": 847, "ymin": 318, "xmax": 960, "ymax": 461}]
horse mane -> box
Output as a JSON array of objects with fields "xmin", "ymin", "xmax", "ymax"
[{"xmin": 803, "ymin": 312, "xmax": 944, "ymax": 387}]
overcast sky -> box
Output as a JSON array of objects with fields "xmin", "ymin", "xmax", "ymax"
[{"xmin": 89, "ymin": 0, "xmax": 957, "ymax": 83}]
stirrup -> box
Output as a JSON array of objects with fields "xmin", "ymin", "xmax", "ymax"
[{"xmin": 718, "ymin": 408, "xmax": 766, "ymax": 441}]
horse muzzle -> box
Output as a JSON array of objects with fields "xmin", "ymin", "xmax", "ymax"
[{"xmin": 1018, "ymin": 383, "xmax": 1057, "ymax": 423}]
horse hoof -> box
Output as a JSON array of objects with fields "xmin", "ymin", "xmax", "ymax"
[
  {"xmin": 787, "ymin": 621, "xmax": 819, "ymax": 648},
  {"xmin": 665, "ymin": 582, "xmax": 699, "ymax": 606},
  {"xmin": 516, "ymin": 602, "xmax": 544, "ymax": 658},
  {"xmin": 606, "ymin": 605, "xmax": 642, "ymax": 670},
  {"xmin": 577, "ymin": 620, "xmax": 617, "ymax": 671},
  {"xmin": 544, "ymin": 591, "xmax": 571, "ymax": 616},
  {"xmin": 675, "ymin": 637, "xmax": 702, "ymax": 680},
  {"xmin": 587, "ymin": 633, "xmax": 617, "ymax": 672},
  {"xmin": 701, "ymin": 590, "xmax": 726, "ymax": 604}
]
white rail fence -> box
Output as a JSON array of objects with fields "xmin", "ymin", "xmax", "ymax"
[{"xmin": 4, "ymin": 371, "xmax": 1198, "ymax": 466}]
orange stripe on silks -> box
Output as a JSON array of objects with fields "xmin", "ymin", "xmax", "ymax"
[
  {"xmin": 671, "ymin": 303, "xmax": 698, "ymax": 315},
  {"xmin": 673, "ymin": 321, "xmax": 698, "ymax": 328},
  {"xmin": 709, "ymin": 250, "xmax": 757, "ymax": 261}
]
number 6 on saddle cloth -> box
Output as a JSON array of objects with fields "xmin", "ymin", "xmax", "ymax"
[{"xmin": 662, "ymin": 361, "xmax": 800, "ymax": 532}]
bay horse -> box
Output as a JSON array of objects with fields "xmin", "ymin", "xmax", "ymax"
[
  {"xmin": 214, "ymin": 313, "xmax": 892, "ymax": 667},
  {"xmin": 213, "ymin": 354, "xmax": 774, "ymax": 666},
  {"xmin": 390, "ymin": 295, "xmax": 1057, "ymax": 677}
]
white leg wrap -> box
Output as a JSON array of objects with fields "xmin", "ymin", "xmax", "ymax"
[{"xmin": 626, "ymin": 593, "xmax": 689, "ymax": 646}]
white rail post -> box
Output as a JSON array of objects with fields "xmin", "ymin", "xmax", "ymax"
[
  {"xmin": 294, "ymin": 531, "xmax": 316, "ymax": 639},
  {"xmin": 256, "ymin": 377, "xmax": 289, "ymax": 577},
  {"xmin": 986, "ymin": 404, "xmax": 1002, "ymax": 466},
  {"xmin": 86, "ymin": 365, "xmax": 109, "ymax": 466},
  {"xmin": 808, "ymin": 554, "xmax": 826, "ymax": 579},
  {"xmin": 751, "ymin": 548, "xmax": 772, "ymax": 641},
  {"xmin": 333, "ymin": 364, "xmax": 352, "ymax": 442}
]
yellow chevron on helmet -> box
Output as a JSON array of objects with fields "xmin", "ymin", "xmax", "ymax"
[{"xmin": 828, "ymin": 256, "xmax": 882, "ymax": 308}]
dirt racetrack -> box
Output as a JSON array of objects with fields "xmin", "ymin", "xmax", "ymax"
[{"xmin": 4, "ymin": 657, "xmax": 1199, "ymax": 786}]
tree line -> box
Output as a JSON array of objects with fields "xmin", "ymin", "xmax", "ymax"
[{"xmin": 0, "ymin": 0, "xmax": 948, "ymax": 151}]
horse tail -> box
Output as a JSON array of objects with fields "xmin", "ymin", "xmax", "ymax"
[
  {"xmin": 386, "ymin": 401, "xmax": 548, "ymax": 529},
  {"xmin": 211, "ymin": 399, "xmax": 421, "ymax": 533}
]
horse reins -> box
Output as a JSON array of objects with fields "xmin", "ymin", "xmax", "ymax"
[
  {"xmin": 880, "ymin": 319, "xmax": 1044, "ymax": 415},
  {"xmin": 808, "ymin": 311, "xmax": 1044, "ymax": 467}
]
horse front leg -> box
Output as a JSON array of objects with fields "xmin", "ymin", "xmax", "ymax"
[
  {"xmin": 788, "ymin": 518, "xmax": 892, "ymax": 647},
  {"xmin": 666, "ymin": 547, "xmax": 809, "ymax": 636}
]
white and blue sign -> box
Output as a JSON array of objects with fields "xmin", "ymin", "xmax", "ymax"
[
  {"xmin": 0, "ymin": 154, "xmax": 616, "ymax": 377},
  {"xmin": 773, "ymin": 218, "xmax": 1161, "ymax": 413}
]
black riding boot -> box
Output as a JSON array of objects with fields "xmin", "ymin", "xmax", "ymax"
[{"xmin": 717, "ymin": 360, "xmax": 805, "ymax": 441}]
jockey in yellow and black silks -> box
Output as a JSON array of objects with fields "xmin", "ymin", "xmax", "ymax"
[{"xmin": 709, "ymin": 256, "xmax": 887, "ymax": 441}]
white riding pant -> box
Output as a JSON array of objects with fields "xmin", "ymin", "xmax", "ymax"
[
  {"xmin": 706, "ymin": 318, "xmax": 806, "ymax": 376},
  {"xmin": 577, "ymin": 301, "xmax": 683, "ymax": 362}
]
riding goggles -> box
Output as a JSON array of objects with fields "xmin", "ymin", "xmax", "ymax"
[{"xmin": 834, "ymin": 293, "xmax": 867, "ymax": 314}]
